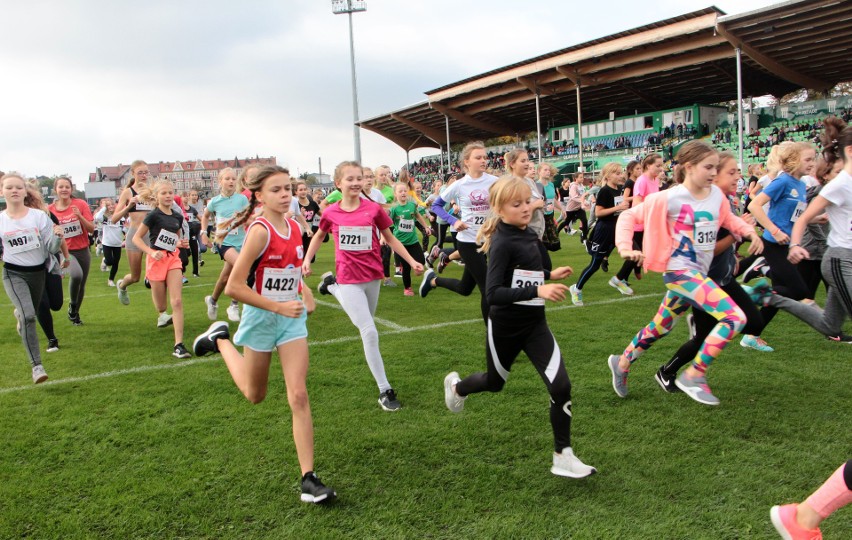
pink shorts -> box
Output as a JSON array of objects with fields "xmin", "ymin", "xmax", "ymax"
[{"xmin": 145, "ymin": 250, "xmax": 182, "ymax": 281}]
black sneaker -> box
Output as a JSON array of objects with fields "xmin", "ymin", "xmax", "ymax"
[
  {"xmin": 742, "ymin": 256, "xmax": 767, "ymax": 283},
  {"xmin": 317, "ymin": 272, "xmax": 336, "ymax": 296},
  {"xmin": 300, "ymin": 472, "xmax": 336, "ymax": 504},
  {"xmin": 173, "ymin": 342, "xmax": 192, "ymax": 359},
  {"xmin": 193, "ymin": 321, "xmax": 230, "ymax": 356},
  {"xmin": 419, "ymin": 268, "xmax": 436, "ymax": 298},
  {"xmin": 46, "ymin": 338, "xmax": 60, "ymax": 353},
  {"xmin": 601, "ymin": 258, "xmax": 609, "ymax": 273},
  {"xmin": 68, "ymin": 306, "xmax": 83, "ymax": 326},
  {"xmin": 378, "ymin": 388, "xmax": 401, "ymax": 411},
  {"xmin": 654, "ymin": 367, "xmax": 681, "ymax": 393},
  {"xmin": 144, "ymin": 278, "xmax": 151, "ymax": 289},
  {"xmin": 826, "ymin": 334, "xmax": 852, "ymax": 344}
]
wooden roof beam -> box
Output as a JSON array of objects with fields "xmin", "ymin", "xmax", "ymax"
[
  {"xmin": 429, "ymin": 103, "xmax": 513, "ymax": 135},
  {"xmin": 389, "ymin": 113, "xmax": 448, "ymax": 145},
  {"xmin": 359, "ymin": 123, "xmax": 437, "ymax": 151},
  {"xmin": 617, "ymin": 82, "xmax": 664, "ymax": 110},
  {"xmin": 591, "ymin": 48, "xmax": 735, "ymax": 85}
]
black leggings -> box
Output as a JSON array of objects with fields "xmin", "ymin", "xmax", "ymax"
[
  {"xmin": 103, "ymin": 245, "xmax": 122, "ymax": 282},
  {"xmin": 797, "ymin": 258, "xmax": 827, "ymax": 299},
  {"xmin": 415, "ymin": 222, "xmax": 430, "ymax": 252},
  {"xmin": 616, "ymin": 231, "xmax": 644, "ymax": 282},
  {"xmin": 381, "ymin": 244, "xmax": 392, "ymax": 279},
  {"xmin": 577, "ymin": 254, "xmax": 607, "ymax": 289},
  {"xmin": 187, "ymin": 222, "xmax": 201, "ymax": 275},
  {"xmin": 455, "ymin": 315, "xmax": 573, "ymax": 452},
  {"xmin": 430, "ymin": 222, "xmax": 451, "ymax": 251},
  {"xmin": 759, "ymin": 240, "xmax": 810, "ymax": 327},
  {"xmin": 36, "ymin": 270, "xmax": 64, "ymax": 342},
  {"xmin": 434, "ymin": 241, "xmax": 489, "ymax": 321},
  {"xmin": 661, "ymin": 279, "xmax": 765, "ymax": 377},
  {"xmin": 557, "ymin": 209, "xmax": 588, "ymax": 240},
  {"xmin": 400, "ymin": 242, "xmax": 426, "ymax": 288}
]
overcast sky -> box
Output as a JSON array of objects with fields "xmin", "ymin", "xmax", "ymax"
[{"xmin": 0, "ymin": 0, "xmax": 781, "ymax": 188}]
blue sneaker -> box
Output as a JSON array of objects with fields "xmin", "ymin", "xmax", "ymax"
[{"xmin": 740, "ymin": 334, "xmax": 774, "ymax": 352}]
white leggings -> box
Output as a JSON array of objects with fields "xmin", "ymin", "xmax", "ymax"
[{"xmin": 331, "ymin": 280, "xmax": 391, "ymax": 393}]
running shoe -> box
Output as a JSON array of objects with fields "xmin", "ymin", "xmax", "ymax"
[
  {"xmin": 428, "ymin": 245, "xmax": 441, "ymax": 267},
  {"xmin": 96, "ymin": 244, "xmax": 103, "ymax": 256},
  {"xmin": 67, "ymin": 305, "xmax": 83, "ymax": 326},
  {"xmin": 608, "ymin": 354, "xmax": 628, "ymax": 398},
  {"xmin": 601, "ymin": 258, "xmax": 609, "ymax": 272},
  {"xmin": 826, "ymin": 333, "xmax": 852, "ymax": 344},
  {"xmin": 378, "ymin": 388, "xmax": 401, "ymax": 411},
  {"xmin": 675, "ymin": 373, "xmax": 719, "ymax": 406},
  {"xmin": 382, "ymin": 278, "xmax": 397, "ymax": 287},
  {"xmin": 200, "ymin": 259, "xmax": 205, "ymax": 267},
  {"xmin": 569, "ymin": 284, "xmax": 584, "ymax": 306},
  {"xmin": 608, "ymin": 276, "xmax": 634, "ymax": 296},
  {"xmin": 226, "ymin": 303, "xmax": 241, "ymax": 322},
  {"xmin": 157, "ymin": 312, "xmax": 173, "ymax": 328},
  {"xmin": 192, "ymin": 273, "xmax": 200, "ymax": 278},
  {"xmin": 740, "ymin": 334, "xmax": 774, "ymax": 352},
  {"xmin": 317, "ymin": 272, "xmax": 336, "ymax": 296},
  {"xmin": 182, "ymin": 276, "xmax": 189, "ymax": 284},
  {"xmin": 394, "ymin": 266, "xmax": 403, "ymax": 278},
  {"xmin": 419, "ymin": 268, "xmax": 436, "ymax": 298},
  {"xmin": 32, "ymin": 364, "xmax": 48, "ymax": 384},
  {"xmin": 14, "ymin": 309, "xmax": 20, "ymax": 336},
  {"xmin": 205, "ymin": 295, "xmax": 218, "ymax": 320},
  {"xmin": 117, "ymin": 280, "xmax": 130, "ymax": 305},
  {"xmin": 144, "ymin": 278, "xmax": 151, "ymax": 289},
  {"xmin": 300, "ymin": 472, "xmax": 337, "ymax": 504},
  {"xmin": 46, "ymin": 338, "xmax": 60, "ymax": 353},
  {"xmin": 437, "ymin": 252, "xmax": 450, "ymax": 273},
  {"xmin": 686, "ymin": 313, "xmax": 696, "ymax": 340},
  {"xmin": 654, "ymin": 367, "xmax": 681, "ymax": 393},
  {"xmin": 193, "ymin": 321, "xmax": 229, "ymax": 356},
  {"xmin": 172, "ymin": 342, "xmax": 192, "ymax": 359},
  {"xmin": 107, "ymin": 280, "xmax": 115, "ymax": 287},
  {"xmin": 443, "ymin": 372, "xmax": 465, "ymax": 413},
  {"xmin": 742, "ymin": 256, "xmax": 767, "ymax": 283},
  {"xmin": 100, "ymin": 259, "xmax": 107, "ymax": 272},
  {"xmin": 742, "ymin": 277, "xmax": 774, "ymax": 307},
  {"xmin": 403, "ymin": 287, "xmax": 414, "ymax": 297},
  {"xmin": 551, "ymin": 447, "xmax": 597, "ymax": 479},
  {"xmin": 770, "ymin": 504, "xmax": 822, "ymax": 540}
]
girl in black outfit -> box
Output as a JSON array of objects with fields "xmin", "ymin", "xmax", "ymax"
[{"xmin": 442, "ymin": 176, "xmax": 596, "ymax": 479}]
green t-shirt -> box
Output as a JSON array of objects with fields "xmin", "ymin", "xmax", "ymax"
[
  {"xmin": 325, "ymin": 190, "xmax": 342, "ymax": 204},
  {"xmin": 379, "ymin": 185, "xmax": 394, "ymax": 203},
  {"xmin": 389, "ymin": 201, "xmax": 421, "ymax": 245},
  {"xmin": 543, "ymin": 181, "xmax": 557, "ymax": 215}
]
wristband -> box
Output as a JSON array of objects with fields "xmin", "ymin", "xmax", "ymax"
[
  {"xmin": 200, "ymin": 231, "xmax": 208, "ymax": 236},
  {"xmin": 771, "ymin": 227, "xmax": 780, "ymax": 235},
  {"xmin": 789, "ymin": 243, "xmax": 801, "ymax": 248}
]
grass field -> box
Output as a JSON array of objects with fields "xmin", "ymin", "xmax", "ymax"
[{"xmin": 0, "ymin": 238, "xmax": 849, "ymax": 539}]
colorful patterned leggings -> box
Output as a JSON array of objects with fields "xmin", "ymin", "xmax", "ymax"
[{"xmin": 622, "ymin": 269, "xmax": 746, "ymax": 374}]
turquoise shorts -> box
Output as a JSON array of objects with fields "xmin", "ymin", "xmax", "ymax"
[{"xmin": 233, "ymin": 304, "xmax": 308, "ymax": 352}]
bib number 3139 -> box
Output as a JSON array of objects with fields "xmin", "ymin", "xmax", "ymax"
[
  {"xmin": 512, "ymin": 269, "xmax": 545, "ymax": 306},
  {"xmin": 262, "ymin": 267, "xmax": 300, "ymax": 302},
  {"xmin": 338, "ymin": 226, "xmax": 372, "ymax": 251}
]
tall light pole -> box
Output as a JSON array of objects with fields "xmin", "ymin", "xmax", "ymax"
[{"xmin": 332, "ymin": 0, "xmax": 366, "ymax": 163}]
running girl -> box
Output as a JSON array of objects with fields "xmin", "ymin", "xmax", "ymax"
[
  {"xmin": 112, "ymin": 160, "xmax": 154, "ymax": 305},
  {"xmin": 192, "ymin": 165, "xmax": 336, "ymax": 504},
  {"xmin": 389, "ymin": 183, "xmax": 431, "ymax": 296},
  {"xmin": 608, "ymin": 141, "xmax": 763, "ymax": 406},
  {"xmin": 132, "ymin": 180, "xmax": 192, "ymax": 358},
  {"xmin": 295, "ymin": 180, "xmax": 321, "ymax": 263},
  {"xmin": 94, "ymin": 199, "xmax": 124, "ymax": 286},
  {"xmin": 49, "ymin": 177, "xmax": 94, "ymax": 324},
  {"xmin": 1, "ymin": 173, "xmax": 62, "ymax": 383},
  {"xmin": 303, "ymin": 161, "xmax": 425, "ymax": 411},
  {"xmin": 420, "ymin": 142, "xmax": 499, "ymax": 322},
  {"xmin": 442, "ymin": 176, "xmax": 596, "ymax": 478},
  {"xmin": 201, "ymin": 168, "xmax": 249, "ymax": 323}
]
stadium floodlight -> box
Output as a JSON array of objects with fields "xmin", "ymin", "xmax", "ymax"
[{"xmin": 332, "ymin": 0, "xmax": 366, "ymax": 163}]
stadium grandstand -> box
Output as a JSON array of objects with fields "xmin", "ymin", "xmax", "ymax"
[{"xmin": 360, "ymin": 0, "xmax": 852, "ymax": 182}]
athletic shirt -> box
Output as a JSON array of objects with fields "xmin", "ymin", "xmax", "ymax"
[
  {"xmin": 95, "ymin": 207, "xmax": 125, "ymax": 247},
  {"xmin": 0, "ymin": 208, "xmax": 55, "ymax": 268},
  {"xmin": 143, "ymin": 208, "xmax": 184, "ymax": 252},
  {"xmin": 485, "ymin": 221, "xmax": 548, "ymax": 319},
  {"xmin": 558, "ymin": 186, "xmax": 571, "ymax": 209},
  {"xmin": 632, "ymin": 174, "xmax": 660, "ymax": 232},
  {"xmin": 319, "ymin": 198, "xmax": 392, "ymax": 285},
  {"xmin": 389, "ymin": 201, "xmax": 422, "ymax": 246},
  {"xmin": 522, "ymin": 177, "xmax": 545, "ymax": 239},
  {"xmin": 207, "ymin": 192, "xmax": 249, "ymax": 248},
  {"xmin": 49, "ymin": 198, "xmax": 93, "ymax": 251},
  {"xmin": 564, "ymin": 182, "xmax": 587, "ymax": 212},
  {"xmin": 298, "ymin": 198, "xmax": 321, "ymax": 230},
  {"xmin": 249, "ymin": 216, "xmax": 304, "ymax": 302},
  {"xmin": 819, "ymin": 169, "xmax": 852, "ymax": 249},
  {"xmin": 438, "ymin": 173, "xmax": 498, "ymax": 243},
  {"xmin": 761, "ymin": 172, "xmax": 807, "ymax": 244},
  {"xmin": 665, "ymin": 184, "xmax": 726, "ymax": 274},
  {"xmin": 542, "ymin": 181, "xmax": 557, "ymax": 215},
  {"xmin": 183, "ymin": 204, "xmax": 200, "ymax": 224},
  {"xmin": 595, "ymin": 185, "xmax": 625, "ymax": 224}
]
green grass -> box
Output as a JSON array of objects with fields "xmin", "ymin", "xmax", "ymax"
[{"xmin": 0, "ymin": 239, "xmax": 849, "ymax": 539}]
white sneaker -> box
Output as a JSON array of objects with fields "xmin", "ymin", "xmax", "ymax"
[
  {"xmin": 205, "ymin": 296, "xmax": 218, "ymax": 321},
  {"xmin": 100, "ymin": 259, "xmax": 107, "ymax": 272},
  {"xmin": 117, "ymin": 280, "xmax": 130, "ymax": 305},
  {"xmin": 107, "ymin": 280, "xmax": 115, "ymax": 287},
  {"xmin": 157, "ymin": 312, "xmax": 173, "ymax": 328},
  {"xmin": 226, "ymin": 303, "xmax": 241, "ymax": 322},
  {"xmin": 569, "ymin": 284, "xmax": 584, "ymax": 306},
  {"xmin": 32, "ymin": 364, "xmax": 48, "ymax": 384},
  {"xmin": 608, "ymin": 276, "xmax": 634, "ymax": 296},
  {"xmin": 551, "ymin": 447, "xmax": 596, "ymax": 478},
  {"xmin": 443, "ymin": 372, "xmax": 465, "ymax": 413}
]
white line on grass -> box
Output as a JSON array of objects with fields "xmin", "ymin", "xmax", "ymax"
[
  {"xmin": 0, "ymin": 283, "xmax": 212, "ymax": 308},
  {"xmin": 314, "ymin": 299, "xmax": 410, "ymax": 331},
  {"xmin": 0, "ymin": 292, "xmax": 659, "ymax": 395}
]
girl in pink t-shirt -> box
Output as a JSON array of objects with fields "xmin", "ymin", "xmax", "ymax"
[{"xmin": 303, "ymin": 161, "xmax": 424, "ymax": 412}]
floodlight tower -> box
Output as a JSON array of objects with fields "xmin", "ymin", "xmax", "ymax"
[{"xmin": 332, "ymin": 0, "xmax": 366, "ymax": 163}]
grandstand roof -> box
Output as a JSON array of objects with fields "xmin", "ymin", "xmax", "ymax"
[{"xmin": 360, "ymin": 1, "xmax": 852, "ymax": 151}]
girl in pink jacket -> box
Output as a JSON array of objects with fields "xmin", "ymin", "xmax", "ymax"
[{"xmin": 607, "ymin": 141, "xmax": 764, "ymax": 406}]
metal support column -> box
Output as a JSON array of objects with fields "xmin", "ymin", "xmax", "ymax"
[
  {"xmin": 576, "ymin": 83, "xmax": 584, "ymax": 172},
  {"xmin": 736, "ymin": 47, "xmax": 744, "ymax": 171},
  {"xmin": 445, "ymin": 115, "xmax": 452, "ymax": 173},
  {"xmin": 535, "ymin": 91, "xmax": 542, "ymax": 165}
]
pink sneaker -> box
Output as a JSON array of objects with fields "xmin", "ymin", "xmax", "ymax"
[
  {"xmin": 770, "ymin": 504, "xmax": 822, "ymax": 540},
  {"xmin": 403, "ymin": 288, "xmax": 414, "ymax": 297}
]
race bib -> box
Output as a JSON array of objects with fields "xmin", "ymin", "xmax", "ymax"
[
  {"xmin": 216, "ymin": 216, "xmax": 239, "ymax": 236},
  {"xmin": 62, "ymin": 220, "xmax": 82, "ymax": 238},
  {"xmin": 694, "ymin": 221, "xmax": 718, "ymax": 250},
  {"xmin": 261, "ymin": 267, "xmax": 300, "ymax": 302},
  {"xmin": 467, "ymin": 210, "xmax": 488, "ymax": 228},
  {"xmin": 134, "ymin": 201, "xmax": 153, "ymax": 212},
  {"xmin": 154, "ymin": 229, "xmax": 179, "ymax": 251},
  {"xmin": 338, "ymin": 226, "xmax": 372, "ymax": 251},
  {"xmin": 614, "ymin": 196, "xmax": 624, "ymax": 207},
  {"xmin": 545, "ymin": 199, "xmax": 555, "ymax": 213},
  {"xmin": 398, "ymin": 219, "xmax": 414, "ymax": 233},
  {"xmin": 4, "ymin": 229, "xmax": 40, "ymax": 255},
  {"xmin": 790, "ymin": 201, "xmax": 806, "ymax": 223},
  {"xmin": 512, "ymin": 269, "xmax": 545, "ymax": 307}
]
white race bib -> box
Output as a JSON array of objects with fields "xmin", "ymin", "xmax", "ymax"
[
  {"xmin": 154, "ymin": 229, "xmax": 179, "ymax": 252},
  {"xmin": 338, "ymin": 226, "xmax": 372, "ymax": 251},
  {"xmin": 614, "ymin": 196, "xmax": 624, "ymax": 206},
  {"xmin": 62, "ymin": 220, "xmax": 82, "ymax": 239},
  {"xmin": 790, "ymin": 201, "xmax": 807, "ymax": 223},
  {"xmin": 4, "ymin": 229, "xmax": 40, "ymax": 255},
  {"xmin": 398, "ymin": 219, "xmax": 414, "ymax": 233},
  {"xmin": 467, "ymin": 210, "xmax": 488, "ymax": 229},
  {"xmin": 512, "ymin": 269, "xmax": 545, "ymax": 306},
  {"xmin": 261, "ymin": 267, "xmax": 300, "ymax": 302},
  {"xmin": 694, "ymin": 220, "xmax": 718, "ymax": 251}
]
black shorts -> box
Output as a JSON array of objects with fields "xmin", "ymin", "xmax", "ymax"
[
  {"xmin": 217, "ymin": 244, "xmax": 238, "ymax": 261},
  {"xmin": 588, "ymin": 221, "xmax": 615, "ymax": 255}
]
